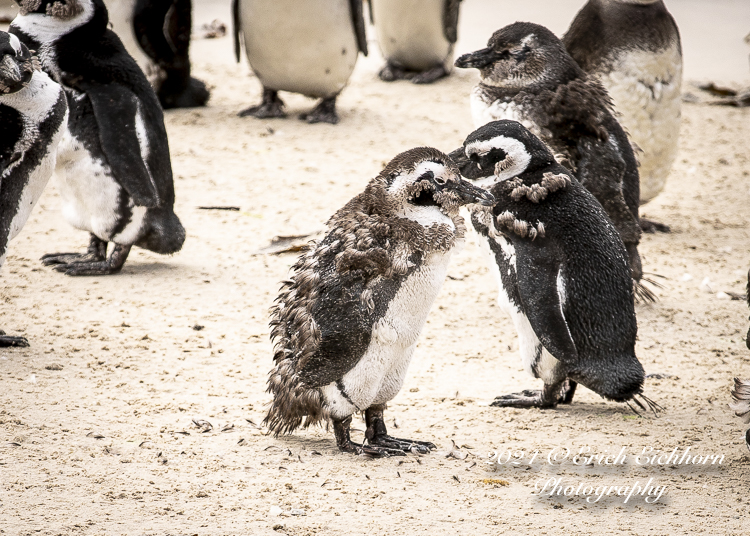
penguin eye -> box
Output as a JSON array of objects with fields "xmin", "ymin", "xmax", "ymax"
[
  {"xmin": 469, "ymin": 152, "xmax": 480, "ymax": 163},
  {"xmin": 434, "ymin": 175, "xmax": 447, "ymax": 185}
]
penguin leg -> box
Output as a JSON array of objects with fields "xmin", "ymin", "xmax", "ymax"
[
  {"xmin": 332, "ymin": 415, "xmax": 405, "ymax": 457},
  {"xmin": 411, "ymin": 65, "xmax": 450, "ymax": 85},
  {"xmin": 52, "ymin": 243, "xmax": 132, "ymax": 277},
  {"xmin": 639, "ymin": 218, "xmax": 670, "ymax": 234},
  {"xmin": 364, "ymin": 405, "xmax": 436, "ymax": 454},
  {"xmin": 238, "ymin": 88, "xmax": 286, "ymax": 118},
  {"xmin": 0, "ymin": 330, "xmax": 30, "ymax": 348},
  {"xmin": 299, "ymin": 96, "xmax": 339, "ymax": 125},
  {"xmin": 490, "ymin": 379, "xmax": 569, "ymax": 409},
  {"xmin": 559, "ymin": 379, "xmax": 577, "ymax": 404},
  {"xmin": 41, "ymin": 233, "xmax": 107, "ymax": 266},
  {"xmin": 378, "ymin": 61, "xmax": 411, "ymax": 82}
]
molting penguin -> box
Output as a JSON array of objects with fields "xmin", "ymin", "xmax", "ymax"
[
  {"xmin": 11, "ymin": 0, "xmax": 186, "ymax": 276},
  {"xmin": 0, "ymin": 30, "xmax": 67, "ymax": 346},
  {"xmin": 232, "ymin": 0, "xmax": 367, "ymax": 124},
  {"xmin": 564, "ymin": 0, "xmax": 681, "ymax": 224},
  {"xmin": 105, "ymin": 0, "xmax": 210, "ymax": 109},
  {"xmin": 730, "ymin": 378, "xmax": 750, "ymax": 452},
  {"xmin": 449, "ymin": 120, "xmax": 656, "ymax": 412},
  {"xmin": 264, "ymin": 148, "xmax": 494, "ymax": 456},
  {"xmin": 368, "ymin": 0, "xmax": 461, "ymax": 84},
  {"xmin": 454, "ymin": 22, "xmax": 652, "ymax": 300}
]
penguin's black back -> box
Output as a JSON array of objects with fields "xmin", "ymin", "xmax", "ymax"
[{"xmin": 488, "ymin": 167, "xmax": 643, "ymax": 400}]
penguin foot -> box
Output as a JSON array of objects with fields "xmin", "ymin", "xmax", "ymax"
[
  {"xmin": 332, "ymin": 414, "xmax": 405, "ymax": 457},
  {"xmin": 159, "ymin": 77, "xmax": 211, "ymax": 109},
  {"xmin": 50, "ymin": 244, "xmax": 132, "ymax": 276},
  {"xmin": 411, "ymin": 65, "xmax": 450, "ymax": 85},
  {"xmin": 299, "ymin": 97, "xmax": 339, "ymax": 124},
  {"xmin": 363, "ymin": 405, "xmax": 435, "ymax": 454},
  {"xmin": 640, "ymin": 218, "xmax": 670, "ymax": 234},
  {"xmin": 491, "ymin": 382, "xmax": 569, "ymax": 409},
  {"xmin": 378, "ymin": 62, "xmax": 410, "ymax": 82},
  {"xmin": 41, "ymin": 234, "xmax": 108, "ymax": 267},
  {"xmin": 0, "ymin": 330, "xmax": 30, "ymax": 348},
  {"xmin": 368, "ymin": 435, "xmax": 436, "ymax": 454},
  {"xmin": 238, "ymin": 88, "xmax": 286, "ymax": 118}
]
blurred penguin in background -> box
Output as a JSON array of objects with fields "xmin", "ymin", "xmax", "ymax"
[
  {"xmin": 564, "ymin": 0, "xmax": 681, "ymax": 232},
  {"xmin": 105, "ymin": 0, "xmax": 210, "ymax": 108},
  {"xmin": 369, "ymin": 0, "xmax": 461, "ymax": 84}
]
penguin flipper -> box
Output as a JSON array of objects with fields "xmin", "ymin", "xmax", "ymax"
[
  {"xmin": 231, "ymin": 0, "xmax": 241, "ymax": 63},
  {"xmin": 0, "ymin": 106, "xmax": 23, "ymax": 177},
  {"xmin": 80, "ymin": 82, "xmax": 160, "ymax": 208},
  {"xmin": 575, "ymin": 137, "xmax": 641, "ymax": 245},
  {"xmin": 349, "ymin": 0, "xmax": 368, "ymax": 56},
  {"xmin": 132, "ymin": 0, "xmax": 179, "ymax": 68},
  {"xmin": 443, "ymin": 0, "xmax": 461, "ymax": 44},
  {"xmin": 516, "ymin": 247, "xmax": 578, "ymax": 364}
]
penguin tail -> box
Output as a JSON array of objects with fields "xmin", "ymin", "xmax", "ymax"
[
  {"xmin": 633, "ymin": 273, "xmax": 665, "ymax": 303},
  {"xmin": 262, "ymin": 358, "xmax": 328, "ymax": 436},
  {"xmin": 730, "ymin": 378, "xmax": 750, "ymax": 424},
  {"xmin": 136, "ymin": 209, "xmax": 186, "ymax": 255}
]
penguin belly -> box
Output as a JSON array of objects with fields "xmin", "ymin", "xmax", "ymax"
[
  {"xmin": 55, "ymin": 93, "xmax": 147, "ymax": 245},
  {"xmin": 4, "ymin": 75, "xmax": 67, "ymax": 244},
  {"xmin": 478, "ymin": 232, "xmax": 562, "ymax": 384},
  {"xmin": 320, "ymin": 250, "xmax": 453, "ymax": 418},
  {"xmin": 239, "ymin": 0, "xmax": 358, "ymax": 98},
  {"xmin": 596, "ymin": 45, "xmax": 682, "ymax": 204},
  {"xmin": 372, "ymin": 0, "xmax": 452, "ymax": 72}
]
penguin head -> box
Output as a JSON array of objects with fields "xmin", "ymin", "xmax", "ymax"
[
  {"xmin": 452, "ymin": 120, "xmax": 557, "ymax": 189},
  {"xmin": 375, "ymin": 147, "xmax": 495, "ymax": 217},
  {"xmin": 455, "ymin": 22, "xmax": 578, "ymax": 89},
  {"xmin": 14, "ymin": 1, "xmax": 106, "ymax": 40},
  {"xmin": 0, "ymin": 31, "xmax": 39, "ymax": 94}
]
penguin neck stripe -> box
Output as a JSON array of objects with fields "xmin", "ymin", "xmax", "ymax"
[{"xmin": 12, "ymin": 3, "xmax": 95, "ymax": 43}]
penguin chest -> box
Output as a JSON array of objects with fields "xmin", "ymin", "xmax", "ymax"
[
  {"xmin": 597, "ymin": 45, "xmax": 682, "ymax": 203},
  {"xmin": 239, "ymin": 0, "xmax": 358, "ymax": 98},
  {"xmin": 470, "ymin": 88, "xmax": 543, "ymax": 138},
  {"xmin": 322, "ymin": 250, "xmax": 453, "ymax": 414},
  {"xmin": 54, "ymin": 94, "xmax": 147, "ymax": 244},
  {"xmin": 372, "ymin": 0, "xmax": 452, "ymax": 71}
]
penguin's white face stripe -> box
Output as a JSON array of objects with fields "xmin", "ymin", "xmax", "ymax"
[
  {"xmin": 465, "ymin": 136, "xmax": 531, "ymax": 188},
  {"xmin": 8, "ymin": 34, "xmax": 22, "ymax": 55},
  {"xmin": 12, "ymin": 1, "xmax": 95, "ymax": 43},
  {"xmin": 388, "ymin": 160, "xmax": 456, "ymax": 227}
]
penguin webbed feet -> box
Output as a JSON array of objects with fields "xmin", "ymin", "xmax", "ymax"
[
  {"xmin": 0, "ymin": 330, "xmax": 30, "ymax": 348},
  {"xmin": 633, "ymin": 273, "xmax": 666, "ymax": 304},
  {"xmin": 363, "ymin": 406, "xmax": 436, "ymax": 455},
  {"xmin": 639, "ymin": 218, "xmax": 671, "ymax": 234},
  {"xmin": 299, "ymin": 97, "xmax": 339, "ymax": 125},
  {"xmin": 238, "ymin": 88, "xmax": 286, "ymax": 119},
  {"xmin": 378, "ymin": 62, "xmax": 449, "ymax": 85},
  {"xmin": 490, "ymin": 380, "xmax": 576, "ymax": 409},
  {"xmin": 42, "ymin": 236, "xmax": 132, "ymax": 276},
  {"xmin": 625, "ymin": 393, "xmax": 663, "ymax": 418},
  {"xmin": 332, "ymin": 414, "xmax": 407, "ymax": 458}
]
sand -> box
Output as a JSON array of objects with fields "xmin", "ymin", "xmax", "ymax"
[{"xmin": 1, "ymin": 1, "xmax": 750, "ymax": 534}]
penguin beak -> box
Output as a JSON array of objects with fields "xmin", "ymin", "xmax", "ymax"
[
  {"xmin": 450, "ymin": 179, "xmax": 495, "ymax": 207},
  {"xmin": 455, "ymin": 47, "xmax": 496, "ymax": 70}
]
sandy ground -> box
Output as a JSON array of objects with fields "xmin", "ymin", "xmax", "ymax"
[{"xmin": 2, "ymin": 1, "xmax": 750, "ymax": 535}]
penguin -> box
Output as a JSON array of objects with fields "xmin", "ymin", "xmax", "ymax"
[
  {"xmin": 448, "ymin": 120, "xmax": 656, "ymax": 412},
  {"xmin": 105, "ymin": 0, "xmax": 210, "ymax": 109},
  {"xmin": 730, "ymin": 378, "xmax": 750, "ymax": 453},
  {"xmin": 263, "ymin": 147, "xmax": 494, "ymax": 456},
  {"xmin": 454, "ymin": 22, "xmax": 652, "ymax": 300},
  {"xmin": 232, "ymin": 0, "xmax": 368, "ymax": 124},
  {"xmin": 0, "ymin": 30, "xmax": 68, "ymax": 346},
  {"xmin": 11, "ymin": 0, "xmax": 186, "ymax": 276},
  {"xmin": 368, "ymin": 0, "xmax": 461, "ymax": 84},
  {"xmin": 563, "ymin": 0, "xmax": 681, "ymax": 232}
]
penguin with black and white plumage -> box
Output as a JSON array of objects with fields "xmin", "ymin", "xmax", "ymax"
[
  {"xmin": 11, "ymin": 0, "xmax": 185, "ymax": 276},
  {"xmin": 0, "ymin": 31, "xmax": 68, "ymax": 346},
  {"xmin": 105, "ymin": 0, "xmax": 210, "ymax": 109},
  {"xmin": 368, "ymin": 0, "xmax": 461, "ymax": 84},
  {"xmin": 264, "ymin": 148, "xmax": 494, "ymax": 456},
  {"xmin": 448, "ymin": 120, "xmax": 657, "ymax": 412},
  {"xmin": 563, "ymin": 0, "xmax": 681, "ymax": 233},
  {"xmin": 232, "ymin": 0, "xmax": 368, "ymax": 124},
  {"xmin": 454, "ymin": 22, "xmax": 655, "ymax": 301},
  {"xmin": 730, "ymin": 378, "xmax": 750, "ymax": 452}
]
